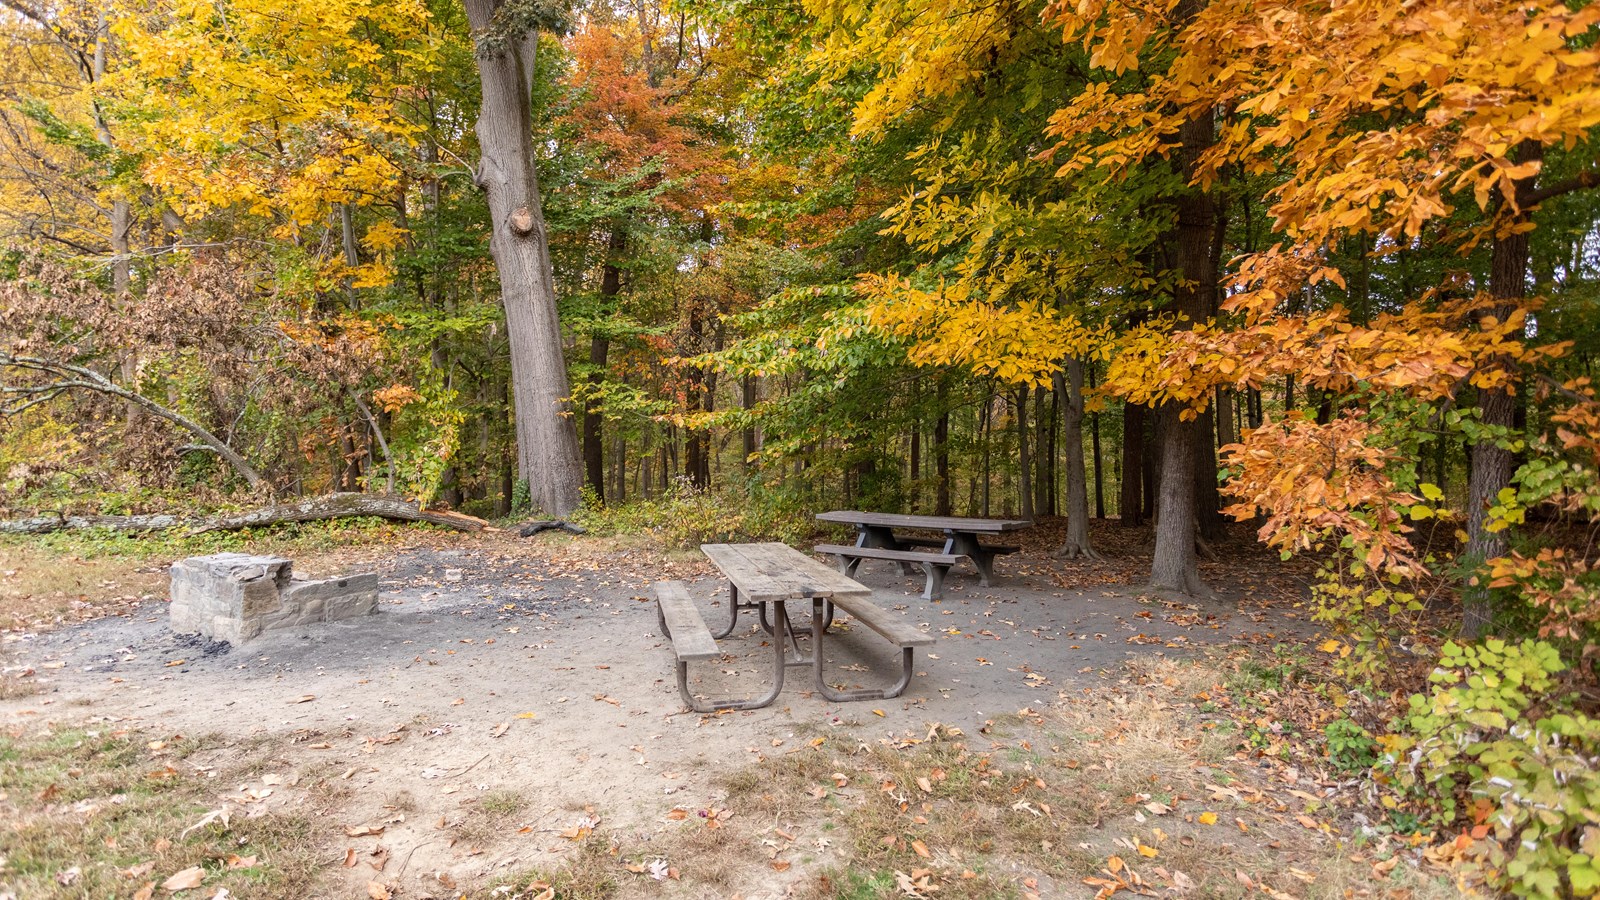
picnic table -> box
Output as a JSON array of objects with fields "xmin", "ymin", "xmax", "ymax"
[
  {"xmin": 651, "ymin": 542, "xmax": 932, "ymax": 712},
  {"xmin": 814, "ymin": 510, "xmax": 1031, "ymax": 600}
]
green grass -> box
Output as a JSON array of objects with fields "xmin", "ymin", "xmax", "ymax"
[
  {"xmin": 0, "ymin": 726, "xmax": 327, "ymax": 898},
  {"xmin": 0, "ymin": 516, "xmax": 448, "ymax": 563}
]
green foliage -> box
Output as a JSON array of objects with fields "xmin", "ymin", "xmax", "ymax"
[
  {"xmin": 1309, "ymin": 565, "xmax": 1425, "ymax": 685},
  {"xmin": 0, "ymin": 517, "xmax": 439, "ymax": 562},
  {"xmin": 572, "ymin": 480, "xmax": 811, "ymax": 550},
  {"xmin": 1380, "ymin": 639, "xmax": 1600, "ymax": 899},
  {"xmin": 1323, "ymin": 718, "xmax": 1377, "ymax": 774}
]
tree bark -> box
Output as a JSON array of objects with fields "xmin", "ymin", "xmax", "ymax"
[
  {"xmin": 1148, "ymin": 56, "xmax": 1214, "ymax": 596},
  {"xmin": 1120, "ymin": 401, "xmax": 1144, "ymax": 526},
  {"xmin": 741, "ymin": 375, "xmax": 758, "ymax": 469},
  {"xmin": 583, "ymin": 227, "xmax": 626, "ymax": 500},
  {"xmin": 1016, "ymin": 387, "xmax": 1034, "ymax": 520},
  {"xmin": 1461, "ymin": 142, "xmax": 1541, "ymax": 637},
  {"xmin": 934, "ymin": 377, "xmax": 952, "ymax": 516},
  {"xmin": 1054, "ymin": 358, "xmax": 1100, "ymax": 558},
  {"xmin": 189, "ymin": 493, "xmax": 488, "ymax": 534},
  {"xmin": 465, "ymin": 1, "xmax": 583, "ymax": 516},
  {"xmin": 1090, "ymin": 363, "xmax": 1105, "ymax": 519}
]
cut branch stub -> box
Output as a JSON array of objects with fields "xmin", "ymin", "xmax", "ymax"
[{"xmin": 509, "ymin": 206, "xmax": 535, "ymax": 235}]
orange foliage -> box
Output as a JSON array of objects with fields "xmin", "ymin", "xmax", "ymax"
[{"xmin": 1220, "ymin": 414, "xmax": 1425, "ymax": 576}]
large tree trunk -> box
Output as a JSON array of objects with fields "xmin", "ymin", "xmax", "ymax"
[
  {"xmin": 1461, "ymin": 143, "xmax": 1541, "ymax": 637},
  {"xmin": 1054, "ymin": 358, "xmax": 1100, "ymax": 559},
  {"xmin": 1148, "ymin": 72, "xmax": 1215, "ymax": 596},
  {"xmin": 465, "ymin": 2, "xmax": 583, "ymax": 517}
]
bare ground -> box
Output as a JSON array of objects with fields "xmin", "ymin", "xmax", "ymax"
[{"xmin": 0, "ymin": 526, "xmax": 1456, "ymax": 898}]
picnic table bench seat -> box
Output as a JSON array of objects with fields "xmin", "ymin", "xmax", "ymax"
[
  {"xmin": 893, "ymin": 535, "xmax": 1021, "ymax": 556},
  {"xmin": 654, "ymin": 580, "xmax": 724, "ymax": 710},
  {"xmin": 814, "ymin": 543, "xmax": 960, "ymax": 601},
  {"xmin": 814, "ymin": 592, "xmax": 933, "ymax": 702}
]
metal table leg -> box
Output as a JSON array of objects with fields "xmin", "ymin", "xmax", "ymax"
[
  {"xmin": 679, "ymin": 599, "xmax": 789, "ymax": 712},
  {"xmin": 811, "ymin": 598, "xmax": 916, "ymax": 702}
]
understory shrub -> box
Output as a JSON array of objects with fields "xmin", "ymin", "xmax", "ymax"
[
  {"xmin": 572, "ymin": 479, "xmax": 812, "ymax": 549},
  {"xmin": 1379, "ymin": 638, "xmax": 1600, "ymax": 899}
]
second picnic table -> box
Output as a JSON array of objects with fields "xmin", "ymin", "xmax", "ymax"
[{"xmin": 814, "ymin": 510, "xmax": 1031, "ymax": 600}]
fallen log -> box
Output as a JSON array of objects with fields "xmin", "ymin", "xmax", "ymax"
[
  {"xmin": 187, "ymin": 493, "xmax": 489, "ymax": 534},
  {"xmin": 0, "ymin": 494, "xmax": 489, "ymax": 536},
  {"xmin": 0, "ymin": 513, "xmax": 185, "ymax": 535}
]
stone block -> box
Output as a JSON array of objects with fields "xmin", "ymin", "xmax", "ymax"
[{"xmin": 169, "ymin": 553, "xmax": 377, "ymax": 645}]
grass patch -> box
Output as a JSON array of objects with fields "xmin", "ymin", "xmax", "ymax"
[
  {"xmin": 475, "ymin": 834, "xmax": 619, "ymax": 900},
  {"xmin": 0, "ymin": 516, "xmax": 448, "ymax": 564},
  {"xmin": 0, "ymin": 723, "xmax": 328, "ymax": 898}
]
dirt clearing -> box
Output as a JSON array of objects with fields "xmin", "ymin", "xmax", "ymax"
[{"xmin": 1, "ymin": 528, "xmax": 1457, "ymax": 898}]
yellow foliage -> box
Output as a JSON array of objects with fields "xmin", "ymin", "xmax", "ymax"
[
  {"xmin": 107, "ymin": 0, "xmax": 435, "ymax": 283},
  {"xmin": 858, "ymin": 275, "xmax": 1106, "ymax": 386}
]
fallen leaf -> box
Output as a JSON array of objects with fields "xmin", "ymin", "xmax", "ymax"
[
  {"xmin": 164, "ymin": 660, "xmax": 186, "ymax": 668},
  {"xmin": 911, "ymin": 839, "xmax": 931, "ymax": 858},
  {"xmin": 345, "ymin": 825, "xmax": 385, "ymax": 837},
  {"xmin": 293, "ymin": 695, "xmax": 315, "ymax": 704},
  {"xmin": 1198, "ymin": 812, "xmax": 1219, "ymax": 825},
  {"xmin": 366, "ymin": 882, "xmax": 391, "ymax": 900},
  {"xmin": 771, "ymin": 860, "xmax": 791, "ymax": 872},
  {"xmin": 162, "ymin": 866, "xmax": 205, "ymax": 892},
  {"xmin": 491, "ymin": 722, "xmax": 510, "ymax": 738},
  {"xmin": 134, "ymin": 882, "xmax": 156, "ymax": 900}
]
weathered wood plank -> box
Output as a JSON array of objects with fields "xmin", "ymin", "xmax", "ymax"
[
  {"xmin": 815, "ymin": 510, "xmax": 1031, "ymax": 533},
  {"xmin": 814, "ymin": 544, "xmax": 960, "ymax": 566},
  {"xmin": 654, "ymin": 581, "xmax": 720, "ymax": 661},
  {"xmin": 701, "ymin": 542, "xmax": 870, "ymax": 601},
  {"xmin": 829, "ymin": 594, "xmax": 935, "ymax": 647}
]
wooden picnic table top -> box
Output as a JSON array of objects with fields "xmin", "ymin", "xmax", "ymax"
[
  {"xmin": 701, "ymin": 541, "xmax": 873, "ymax": 604},
  {"xmin": 815, "ymin": 510, "xmax": 1033, "ymax": 534}
]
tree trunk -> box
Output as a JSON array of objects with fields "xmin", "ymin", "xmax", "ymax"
[
  {"xmin": 1461, "ymin": 142, "xmax": 1541, "ymax": 637},
  {"xmin": 1194, "ymin": 407, "xmax": 1223, "ymax": 541},
  {"xmin": 1148, "ymin": 57, "xmax": 1214, "ymax": 596},
  {"xmin": 1216, "ymin": 388, "xmax": 1236, "ymax": 448},
  {"xmin": 934, "ymin": 378, "xmax": 952, "ymax": 516},
  {"xmin": 1016, "ymin": 387, "xmax": 1034, "ymax": 521},
  {"xmin": 464, "ymin": 2, "xmax": 583, "ymax": 516},
  {"xmin": 1054, "ymin": 358, "xmax": 1100, "ymax": 558},
  {"xmin": 742, "ymin": 375, "xmax": 758, "ymax": 469},
  {"xmin": 583, "ymin": 227, "xmax": 625, "ymax": 501},
  {"xmin": 980, "ymin": 396, "xmax": 992, "ymax": 517},
  {"xmin": 1121, "ymin": 401, "xmax": 1144, "ymax": 526}
]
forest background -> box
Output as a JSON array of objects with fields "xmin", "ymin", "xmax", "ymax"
[{"xmin": 1, "ymin": 0, "xmax": 1599, "ymax": 895}]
